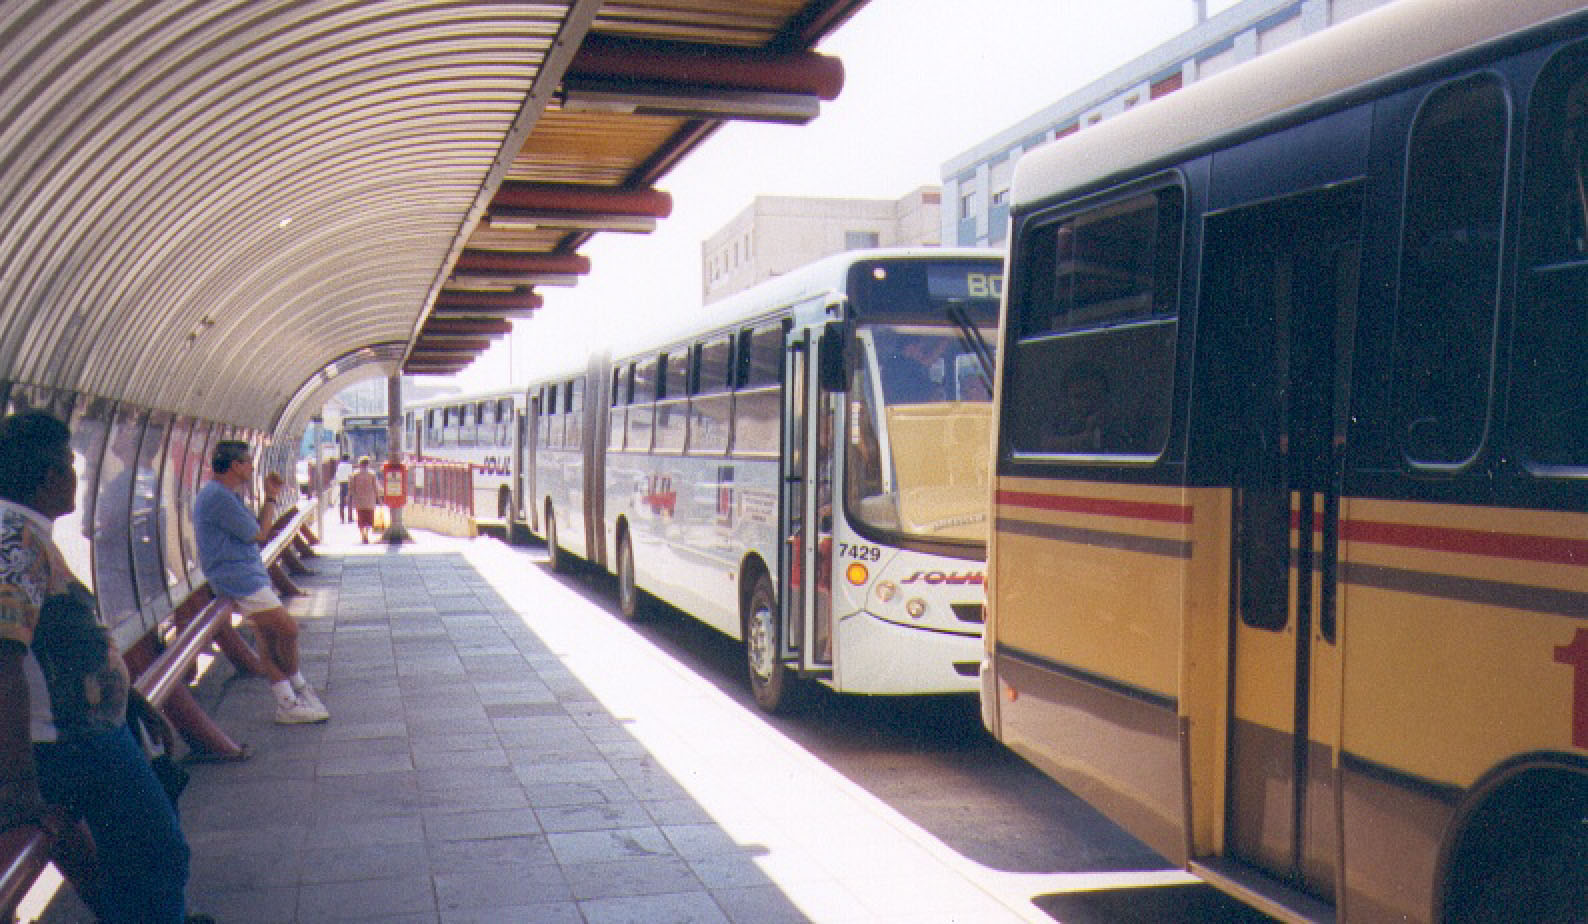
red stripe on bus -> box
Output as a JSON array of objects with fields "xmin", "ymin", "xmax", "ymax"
[
  {"xmin": 1339, "ymin": 519, "xmax": 1588, "ymax": 567},
  {"xmin": 995, "ymin": 490, "xmax": 1193, "ymax": 524}
]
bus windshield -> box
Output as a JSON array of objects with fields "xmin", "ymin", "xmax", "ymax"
[{"xmin": 843, "ymin": 259, "xmax": 1001, "ymax": 546}]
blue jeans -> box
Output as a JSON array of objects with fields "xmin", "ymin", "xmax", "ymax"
[{"xmin": 35, "ymin": 723, "xmax": 190, "ymax": 924}]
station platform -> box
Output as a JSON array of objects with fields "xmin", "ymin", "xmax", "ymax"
[{"xmin": 164, "ymin": 516, "xmax": 1185, "ymax": 924}]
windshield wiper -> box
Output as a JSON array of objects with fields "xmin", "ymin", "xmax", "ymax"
[{"xmin": 946, "ymin": 303, "xmax": 994, "ymax": 380}]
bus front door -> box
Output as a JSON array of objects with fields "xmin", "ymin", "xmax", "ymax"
[
  {"xmin": 778, "ymin": 331, "xmax": 810, "ymax": 690},
  {"xmin": 779, "ymin": 324, "xmax": 838, "ymax": 688},
  {"xmin": 1203, "ymin": 183, "xmax": 1360, "ymax": 902}
]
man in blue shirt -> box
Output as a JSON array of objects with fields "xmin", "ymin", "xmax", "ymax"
[{"xmin": 194, "ymin": 442, "xmax": 327, "ymax": 724}]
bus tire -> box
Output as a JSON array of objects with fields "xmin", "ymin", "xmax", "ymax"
[
  {"xmin": 744, "ymin": 571, "xmax": 798, "ymax": 714},
  {"xmin": 1441, "ymin": 768, "xmax": 1588, "ymax": 923},
  {"xmin": 616, "ymin": 530, "xmax": 645, "ymax": 622},
  {"xmin": 545, "ymin": 505, "xmax": 566, "ymax": 573}
]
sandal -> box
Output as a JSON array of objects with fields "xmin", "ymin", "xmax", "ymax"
[{"xmin": 183, "ymin": 742, "xmax": 253, "ymax": 764}]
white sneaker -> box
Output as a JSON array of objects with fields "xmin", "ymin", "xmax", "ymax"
[
  {"xmin": 274, "ymin": 694, "xmax": 329, "ymax": 725},
  {"xmin": 294, "ymin": 684, "xmax": 329, "ymax": 718}
]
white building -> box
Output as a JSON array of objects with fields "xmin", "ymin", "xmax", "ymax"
[
  {"xmin": 701, "ymin": 187, "xmax": 940, "ymax": 303},
  {"xmin": 942, "ymin": 0, "xmax": 1392, "ymax": 247}
]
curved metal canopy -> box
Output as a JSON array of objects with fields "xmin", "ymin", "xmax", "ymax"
[{"xmin": 0, "ymin": 0, "xmax": 864, "ymax": 433}]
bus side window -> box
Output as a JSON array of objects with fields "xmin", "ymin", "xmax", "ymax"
[
  {"xmin": 544, "ymin": 386, "xmax": 559, "ymax": 450},
  {"xmin": 732, "ymin": 324, "xmax": 782, "ymax": 457},
  {"xmin": 1006, "ymin": 186, "xmax": 1182, "ymax": 459},
  {"xmin": 1392, "ymin": 74, "xmax": 1508, "ymax": 468},
  {"xmin": 656, "ymin": 348, "xmax": 689, "ymax": 452},
  {"xmin": 691, "ymin": 336, "xmax": 733, "ymax": 455},
  {"xmin": 629, "ymin": 358, "xmax": 657, "ymax": 453},
  {"xmin": 459, "ymin": 404, "xmax": 475, "ymax": 449},
  {"xmin": 1516, "ymin": 45, "xmax": 1588, "ymax": 470},
  {"xmin": 609, "ymin": 366, "xmax": 628, "ymax": 451},
  {"xmin": 566, "ymin": 379, "xmax": 583, "ymax": 450}
]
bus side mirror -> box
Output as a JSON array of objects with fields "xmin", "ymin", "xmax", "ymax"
[{"xmin": 819, "ymin": 324, "xmax": 847, "ymax": 392}]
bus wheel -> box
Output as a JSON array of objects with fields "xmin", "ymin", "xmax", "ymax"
[
  {"xmin": 1442, "ymin": 770, "xmax": 1588, "ymax": 923},
  {"xmin": 744, "ymin": 572, "xmax": 797, "ymax": 713},
  {"xmin": 545, "ymin": 507, "xmax": 565, "ymax": 573},
  {"xmin": 616, "ymin": 531, "xmax": 644, "ymax": 622}
]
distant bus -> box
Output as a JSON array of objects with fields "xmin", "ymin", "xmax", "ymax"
[
  {"xmin": 525, "ymin": 248, "xmax": 1003, "ymax": 712},
  {"xmin": 403, "ymin": 388, "xmax": 523, "ymax": 522},
  {"xmin": 338, "ymin": 414, "xmax": 388, "ymax": 466},
  {"xmin": 982, "ymin": 1, "xmax": 1588, "ymax": 921}
]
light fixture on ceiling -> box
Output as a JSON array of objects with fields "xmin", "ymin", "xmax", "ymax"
[
  {"xmin": 558, "ymin": 78, "xmax": 820, "ymax": 125},
  {"xmin": 485, "ymin": 209, "xmax": 657, "ymax": 234},
  {"xmin": 450, "ymin": 272, "xmax": 579, "ymax": 288}
]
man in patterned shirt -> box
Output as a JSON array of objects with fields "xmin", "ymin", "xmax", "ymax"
[{"xmin": 0, "ymin": 411, "xmax": 191, "ymax": 922}]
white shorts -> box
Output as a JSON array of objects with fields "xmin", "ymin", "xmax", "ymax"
[{"xmin": 234, "ymin": 585, "xmax": 283, "ymax": 614}]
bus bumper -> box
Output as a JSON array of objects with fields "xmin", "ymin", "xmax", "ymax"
[
  {"xmin": 829, "ymin": 610, "xmax": 981, "ymax": 695},
  {"xmin": 978, "ymin": 657, "xmax": 998, "ymax": 736}
]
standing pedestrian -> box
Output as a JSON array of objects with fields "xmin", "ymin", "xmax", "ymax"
[
  {"xmin": 334, "ymin": 454, "xmax": 351, "ymax": 523},
  {"xmin": 348, "ymin": 456, "xmax": 380, "ymax": 544}
]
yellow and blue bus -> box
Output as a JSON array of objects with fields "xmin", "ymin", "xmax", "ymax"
[{"xmin": 981, "ymin": 1, "xmax": 1588, "ymax": 920}]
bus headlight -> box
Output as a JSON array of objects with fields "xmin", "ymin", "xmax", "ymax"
[
  {"xmin": 905, "ymin": 598, "xmax": 927, "ymax": 619},
  {"xmin": 876, "ymin": 581, "xmax": 897, "ymax": 602}
]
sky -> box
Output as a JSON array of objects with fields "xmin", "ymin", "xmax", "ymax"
[{"xmin": 446, "ymin": 0, "xmax": 1226, "ymax": 393}]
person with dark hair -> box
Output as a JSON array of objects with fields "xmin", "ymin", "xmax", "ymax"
[
  {"xmin": 881, "ymin": 335, "xmax": 949, "ymax": 404},
  {"xmin": 334, "ymin": 454, "xmax": 351, "ymax": 523},
  {"xmin": 0, "ymin": 411, "xmax": 194, "ymax": 922},
  {"xmin": 1045, "ymin": 359, "xmax": 1115, "ymax": 452},
  {"xmin": 194, "ymin": 441, "xmax": 328, "ymax": 724}
]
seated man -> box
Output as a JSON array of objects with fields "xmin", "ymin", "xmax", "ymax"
[
  {"xmin": 193, "ymin": 442, "xmax": 328, "ymax": 725},
  {"xmin": 0, "ymin": 411, "xmax": 193, "ymax": 922}
]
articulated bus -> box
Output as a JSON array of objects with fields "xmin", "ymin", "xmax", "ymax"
[
  {"xmin": 981, "ymin": 1, "xmax": 1588, "ymax": 921},
  {"xmin": 403, "ymin": 387, "xmax": 524, "ymax": 522},
  {"xmin": 526, "ymin": 248, "xmax": 1003, "ymax": 712}
]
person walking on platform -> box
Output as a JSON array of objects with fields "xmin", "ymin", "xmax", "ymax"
[
  {"xmin": 334, "ymin": 454, "xmax": 351, "ymax": 523},
  {"xmin": 0, "ymin": 412, "xmax": 194, "ymax": 923},
  {"xmin": 194, "ymin": 441, "xmax": 328, "ymax": 725},
  {"xmin": 348, "ymin": 455, "xmax": 380, "ymax": 544}
]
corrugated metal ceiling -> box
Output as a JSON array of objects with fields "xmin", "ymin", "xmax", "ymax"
[{"xmin": 0, "ymin": 0, "xmax": 865, "ymax": 432}]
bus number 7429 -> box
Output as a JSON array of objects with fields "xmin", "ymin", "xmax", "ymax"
[{"xmin": 837, "ymin": 542, "xmax": 881, "ymax": 562}]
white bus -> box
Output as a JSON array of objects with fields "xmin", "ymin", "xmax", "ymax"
[
  {"xmin": 403, "ymin": 387, "xmax": 525, "ymax": 523},
  {"xmin": 525, "ymin": 248, "xmax": 1004, "ymax": 712}
]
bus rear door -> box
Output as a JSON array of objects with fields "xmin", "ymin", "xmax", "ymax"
[{"xmin": 1198, "ymin": 183, "xmax": 1361, "ymax": 905}]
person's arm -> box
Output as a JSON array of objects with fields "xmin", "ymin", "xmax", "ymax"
[
  {"xmin": 212, "ymin": 487, "xmax": 267, "ymax": 543},
  {"xmin": 0, "ymin": 640, "xmax": 45, "ymax": 832},
  {"xmin": 255, "ymin": 498, "xmax": 278, "ymax": 543}
]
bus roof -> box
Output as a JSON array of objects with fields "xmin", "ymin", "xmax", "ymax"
[
  {"xmin": 1012, "ymin": 0, "xmax": 1588, "ymax": 212},
  {"xmin": 404, "ymin": 385, "xmax": 522, "ymax": 411},
  {"xmin": 607, "ymin": 246, "xmax": 1003, "ymax": 360}
]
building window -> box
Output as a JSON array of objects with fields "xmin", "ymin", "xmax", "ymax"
[
  {"xmin": 960, "ymin": 191, "xmax": 976, "ymax": 220},
  {"xmin": 844, "ymin": 230, "xmax": 880, "ymax": 250},
  {"xmin": 991, "ymin": 188, "xmax": 1009, "ymax": 209}
]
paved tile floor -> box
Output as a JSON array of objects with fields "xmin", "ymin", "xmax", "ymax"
[{"xmin": 173, "ymin": 517, "xmax": 1166, "ymax": 923}]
